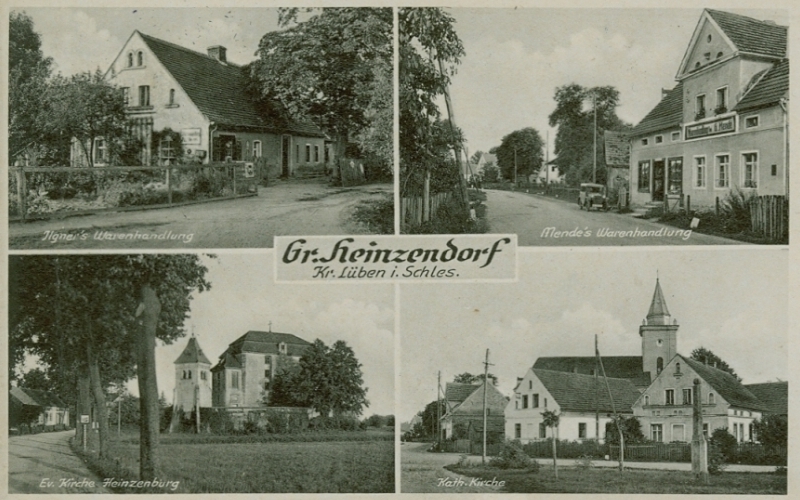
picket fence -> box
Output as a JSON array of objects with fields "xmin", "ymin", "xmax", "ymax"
[{"xmin": 750, "ymin": 195, "xmax": 788, "ymax": 242}]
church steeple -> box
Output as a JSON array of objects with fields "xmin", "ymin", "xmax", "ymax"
[
  {"xmin": 646, "ymin": 278, "xmax": 672, "ymax": 326},
  {"xmin": 640, "ymin": 277, "xmax": 679, "ymax": 381},
  {"xmin": 174, "ymin": 335, "xmax": 212, "ymax": 413}
]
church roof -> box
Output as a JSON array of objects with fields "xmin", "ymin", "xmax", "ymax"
[
  {"xmin": 681, "ymin": 356, "xmax": 769, "ymax": 412},
  {"xmin": 744, "ymin": 381, "xmax": 788, "ymax": 415},
  {"xmin": 706, "ymin": 9, "xmax": 787, "ymax": 59},
  {"xmin": 137, "ymin": 32, "xmax": 325, "ymax": 138},
  {"xmin": 646, "ymin": 278, "xmax": 671, "ymax": 322},
  {"xmin": 533, "ymin": 369, "xmax": 642, "ymax": 414},
  {"xmin": 174, "ymin": 337, "xmax": 211, "ymax": 365}
]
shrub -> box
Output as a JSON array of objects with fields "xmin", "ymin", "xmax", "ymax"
[
  {"xmin": 191, "ymin": 168, "xmax": 227, "ymax": 198},
  {"xmin": 489, "ymin": 439, "xmax": 537, "ymax": 470},
  {"xmin": 710, "ymin": 428, "xmax": 737, "ymax": 462},
  {"xmin": 708, "ymin": 444, "xmax": 728, "ymax": 475}
]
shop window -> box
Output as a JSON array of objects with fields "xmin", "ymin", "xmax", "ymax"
[
  {"xmin": 742, "ymin": 152, "xmax": 758, "ymax": 188},
  {"xmin": 745, "ymin": 115, "xmax": 759, "ymax": 128},
  {"xmin": 694, "ymin": 156, "xmax": 707, "ymax": 188},
  {"xmin": 637, "ymin": 161, "xmax": 650, "ymax": 192},
  {"xmin": 668, "ymin": 157, "xmax": 683, "ymax": 195},
  {"xmin": 651, "ymin": 424, "xmax": 663, "ymax": 442},
  {"xmin": 715, "ymin": 154, "xmax": 730, "ymax": 188},
  {"xmin": 665, "ymin": 389, "xmax": 674, "ymax": 406},
  {"xmin": 138, "ymin": 85, "xmax": 150, "ymax": 106}
]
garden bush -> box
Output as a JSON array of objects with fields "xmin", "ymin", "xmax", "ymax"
[{"xmin": 490, "ymin": 439, "xmax": 538, "ymax": 470}]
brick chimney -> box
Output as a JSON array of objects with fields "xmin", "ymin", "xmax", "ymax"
[{"xmin": 207, "ymin": 46, "xmax": 227, "ymax": 63}]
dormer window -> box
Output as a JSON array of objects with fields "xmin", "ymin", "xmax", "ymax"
[
  {"xmin": 137, "ymin": 51, "xmax": 144, "ymax": 66},
  {"xmin": 279, "ymin": 342, "xmax": 287, "ymax": 354}
]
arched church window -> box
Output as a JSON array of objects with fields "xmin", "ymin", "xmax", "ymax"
[
  {"xmin": 127, "ymin": 52, "xmax": 133, "ymax": 67},
  {"xmin": 657, "ymin": 357, "xmax": 664, "ymax": 374}
]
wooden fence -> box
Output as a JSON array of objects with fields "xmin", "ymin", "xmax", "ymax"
[
  {"xmin": 608, "ymin": 442, "xmax": 787, "ymax": 465},
  {"xmin": 750, "ymin": 195, "xmax": 788, "ymax": 242},
  {"xmin": 401, "ymin": 191, "xmax": 452, "ymax": 228},
  {"xmin": 9, "ymin": 162, "xmax": 259, "ymax": 221}
]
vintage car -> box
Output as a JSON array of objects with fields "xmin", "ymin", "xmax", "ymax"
[{"xmin": 578, "ymin": 183, "xmax": 608, "ymax": 211}]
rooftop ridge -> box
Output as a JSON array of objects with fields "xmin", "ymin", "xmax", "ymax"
[{"xmin": 138, "ymin": 31, "xmax": 243, "ymax": 68}]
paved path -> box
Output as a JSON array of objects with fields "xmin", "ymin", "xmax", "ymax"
[
  {"xmin": 8, "ymin": 430, "xmax": 109, "ymax": 494},
  {"xmin": 401, "ymin": 442, "xmax": 504, "ymax": 493},
  {"xmin": 483, "ymin": 189, "xmax": 741, "ymax": 246},
  {"xmin": 9, "ymin": 180, "xmax": 392, "ymax": 250}
]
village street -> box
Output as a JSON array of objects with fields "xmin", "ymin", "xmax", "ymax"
[
  {"xmin": 401, "ymin": 442, "xmax": 504, "ymax": 493},
  {"xmin": 482, "ymin": 189, "xmax": 740, "ymax": 246},
  {"xmin": 8, "ymin": 430, "xmax": 109, "ymax": 494},
  {"xmin": 9, "ymin": 180, "xmax": 391, "ymax": 250}
]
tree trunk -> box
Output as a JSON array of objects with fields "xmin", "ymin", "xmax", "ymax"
[
  {"xmin": 136, "ymin": 285, "xmax": 162, "ymax": 481},
  {"xmin": 86, "ymin": 342, "xmax": 109, "ymax": 458},
  {"xmin": 76, "ymin": 366, "xmax": 92, "ymax": 445}
]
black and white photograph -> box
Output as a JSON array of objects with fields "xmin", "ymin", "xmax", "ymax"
[
  {"xmin": 399, "ymin": 249, "xmax": 788, "ymax": 494},
  {"xmin": 8, "ymin": 254, "xmax": 394, "ymax": 493},
  {"xmin": 399, "ymin": 8, "xmax": 788, "ymax": 245},
  {"xmin": 9, "ymin": 8, "xmax": 393, "ymax": 249}
]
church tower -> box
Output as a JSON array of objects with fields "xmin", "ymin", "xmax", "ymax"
[
  {"xmin": 174, "ymin": 336, "xmax": 212, "ymax": 412},
  {"xmin": 639, "ymin": 278, "xmax": 679, "ymax": 381}
]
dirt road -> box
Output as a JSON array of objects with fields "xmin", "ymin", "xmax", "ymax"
[
  {"xmin": 400, "ymin": 442, "xmax": 504, "ymax": 493},
  {"xmin": 10, "ymin": 180, "xmax": 392, "ymax": 250},
  {"xmin": 8, "ymin": 430, "xmax": 109, "ymax": 494}
]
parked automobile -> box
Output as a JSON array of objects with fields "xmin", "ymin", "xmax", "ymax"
[{"xmin": 578, "ymin": 183, "xmax": 608, "ymax": 211}]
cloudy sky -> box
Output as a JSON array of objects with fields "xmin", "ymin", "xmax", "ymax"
[
  {"xmin": 444, "ymin": 8, "xmax": 788, "ymax": 156},
  {"xmin": 399, "ymin": 248, "xmax": 788, "ymax": 422},
  {"xmin": 144, "ymin": 254, "xmax": 395, "ymax": 417},
  {"xmin": 18, "ymin": 8, "xmax": 289, "ymax": 75}
]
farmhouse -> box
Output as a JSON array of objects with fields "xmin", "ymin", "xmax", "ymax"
[
  {"xmin": 9, "ymin": 386, "xmax": 70, "ymax": 429},
  {"xmin": 72, "ymin": 30, "xmax": 328, "ymax": 179},
  {"xmin": 506, "ymin": 277, "xmax": 785, "ymax": 443},
  {"xmin": 629, "ymin": 9, "xmax": 788, "ymax": 210},
  {"xmin": 440, "ymin": 381, "xmax": 507, "ymax": 442}
]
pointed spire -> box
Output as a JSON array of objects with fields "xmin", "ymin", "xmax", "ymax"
[
  {"xmin": 646, "ymin": 278, "xmax": 671, "ymax": 325},
  {"xmin": 175, "ymin": 336, "xmax": 211, "ymax": 365}
]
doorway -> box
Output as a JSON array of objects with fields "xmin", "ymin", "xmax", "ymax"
[
  {"xmin": 281, "ymin": 136, "xmax": 291, "ymax": 178},
  {"xmin": 652, "ymin": 159, "xmax": 665, "ymax": 202}
]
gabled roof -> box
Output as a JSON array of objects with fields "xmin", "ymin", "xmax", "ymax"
[
  {"xmin": 175, "ymin": 337, "xmax": 211, "ymax": 365},
  {"xmin": 533, "ymin": 369, "xmax": 641, "ymax": 413},
  {"xmin": 706, "ymin": 10, "xmax": 787, "ymax": 59},
  {"xmin": 603, "ymin": 130, "xmax": 629, "ymax": 167},
  {"xmin": 744, "ymin": 381, "xmax": 788, "ymax": 415},
  {"xmin": 137, "ymin": 32, "xmax": 325, "ymax": 138},
  {"xmin": 10, "ymin": 387, "xmax": 67, "ymax": 408},
  {"xmin": 630, "ymin": 83, "xmax": 683, "ymax": 137},
  {"xmin": 681, "ymin": 356, "xmax": 769, "ymax": 412},
  {"xmin": 533, "ymin": 356, "xmax": 650, "ymax": 388},
  {"xmin": 733, "ymin": 59, "xmax": 789, "ymax": 113},
  {"xmin": 445, "ymin": 382, "xmax": 480, "ymax": 404},
  {"xmin": 448, "ymin": 381, "xmax": 508, "ymax": 416}
]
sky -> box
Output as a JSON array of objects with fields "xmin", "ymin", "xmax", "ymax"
[
  {"xmin": 444, "ymin": 8, "xmax": 789, "ymax": 157},
  {"xmin": 137, "ymin": 254, "xmax": 395, "ymax": 417},
  {"xmin": 17, "ymin": 8, "xmax": 288, "ymax": 76},
  {"xmin": 399, "ymin": 247, "xmax": 788, "ymax": 422}
]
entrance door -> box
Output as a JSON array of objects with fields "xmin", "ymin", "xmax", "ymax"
[
  {"xmin": 281, "ymin": 136, "xmax": 291, "ymax": 177},
  {"xmin": 652, "ymin": 159, "xmax": 665, "ymax": 202}
]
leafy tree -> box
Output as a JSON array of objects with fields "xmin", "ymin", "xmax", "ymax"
[
  {"xmin": 710, "ymin": 427, "xmax": 737, "ymax": 462},
  {"xmin": 453, "ymin": 372, "xmax": 498, "ymax": 386},
  {"xmin": 19, "ymin": 367, "xmax": 51, "ymax": 392},
  {"xmin": 541, "ymin": 410, "xmax": 560, "ymax": 479},
  {"xmin": 41, "ymin": 70, "xmax": 128, "ymax": 168},
  {"xmin": 417, "ymin": 399, "xmax": 448, "ymax": 440},
  {"xmin": 271, "ymin": 339, "xmax": 369, "ymax": 417},
  {"xmin": 9, "ymin": 255, "xmax": 211, "ymax": 480},
  {"xmin": 251, "ymin": 8, "xmax": 392, "ymax": 172},
  {"xmin": 494, "ymin": 128, "xmax": 545, "ymax": 182},
  {"xmin": 481, "ymin": 162, "xmax": 500, "ymax": 183},
  {"xmin": 604, "ymin": 415, "xmax": 645, "ymax": 445},
  {"xmin": 690, "ymin": 347, "xmax": 741, "ymax": 381},
  {"xmin": 754, "ymin": 414, "xmax": 787, "ymax": 448},
  {"xmin": 9, "ymin": 11, "xmax": 53, "ymax": 162},
  {"xmin": 548, "ymin": 83, "xmax": 629, "ymax": 185},
  {"xmin": 399, "ymin": 8, "xmax": 465, "ymax": 196}
]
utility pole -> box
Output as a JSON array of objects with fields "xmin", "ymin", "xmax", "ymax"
[
  {"xmin": 545, "ymin": 130, "xmax": 550, "ymax": 186},
  {"xmin": 595, "ymin": 335, "xmax": 599, "ymax": 449},
  {"xmin": 482, "ymin": 349, "xmax": 494, "ymax": 465},
  {"xmin": 437, "ymin": 371, "xmax": 442, "ymax": 448},
  {"xmin": 592, "ymin": 91, "xmax": 598, "ymax": 184},
  {"xmin": 597, "ymin": 338, "xmax": 624, "ymax": 471}
]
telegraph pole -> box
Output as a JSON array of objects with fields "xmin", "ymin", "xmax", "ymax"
[
  {"xmin": 437, "ymin": 371, "xmax": 442, "ymax": 448},
  {"xmin": 482, "ymin": 349, "xmax": 494, "ymax": 465},
  {"xmin": 595, "ymin": 335, "xmax": 599, "ymax": 448},
  {"xmin": 593, "ymin": 91, "xmax": 598, "ymax": 184}
]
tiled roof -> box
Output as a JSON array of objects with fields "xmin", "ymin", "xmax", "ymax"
[
  {"xmin": 682, "ymin": 356, "xmax": 769, "ymax": 412},
  {"xmin": 450, "ymin": 381, "xmax": 508, "ymax": 416},
  {"xmin": 138, "ymin": 32, "xmax": 325, "ymax": 138},
  {"xmin": 707, "ymin": 9, "xmax": 787, "ymax": 59},
  {"xmin": 744, "ymin": 381, "xmax": 788, "ymax": 415},
  {"xmin": 603, "ymin": 131, "xmax": 629, "ymax": 167},
  {"xmin": 211, "ymin": 352, "xmax": 242, "ymax": 371},
  {"xmin": 227, "ymin": 330, "xmax": 311, "ymax": 357},
  {"xmin": 174, "ymin": 337, "xmax": 211, "ymax": 365},
  {"xmin": 11, "ymin": 387, "xmax": 67, "ymax": 408},
  {"xmin": 533, "ymin": 356, "xmax": 650, "ymax": 387},
  {"xmin": 733, "ymin": 59, "xmax": 789, "ymax": 112},
  {"xmin": 631, "ymin": 83, "xmax": 683, "ymax": 137},
  {"xmin": 533, "ymin": 369, "xmax": 641, "ymax": 413},
  {"xmin": 445, "ymin": 383, "xmax": 480, "ymax": 404}
]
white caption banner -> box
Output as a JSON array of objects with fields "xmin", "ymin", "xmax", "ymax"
[{"xmin": 275, "ymin": 235, "xmax": 517, "ymax": 283}]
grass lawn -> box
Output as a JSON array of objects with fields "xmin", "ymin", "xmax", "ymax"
[
  {"xmin": 103, "ymin": 437, "xmax": 394, "ymax": 493},
  {"xmin": 447, "ymin": 465, "xmax": 787, "ymax": 494}
]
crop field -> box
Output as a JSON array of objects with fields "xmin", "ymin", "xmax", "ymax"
[{"xmin": 107, "ymin": 438, "xmax": 395, "ymax": 493}]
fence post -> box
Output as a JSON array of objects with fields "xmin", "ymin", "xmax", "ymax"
[
  {"xmin": 166, "ymin": 168, "xmax": 173, "ymax": 205},
  {"xmin": 232, "ymin": 165, "xmax": 237, "ymax": 196},
  {"xmin": 715, "ymin": 196, "xmax": 720, "ymax": 216},
  {"xmin": 16, "ymin": 168, "xmax": 27, "ymax": 221},
  {"xmin": 686, "ymin": 195, "xmax": 691, "ymax": 214}
]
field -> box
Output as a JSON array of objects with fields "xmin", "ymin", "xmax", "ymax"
[{"xmin": 446, "ymin": 465, "xmax": 787, "ymax": 494}]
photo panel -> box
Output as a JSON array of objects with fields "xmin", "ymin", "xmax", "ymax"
[{"xmin": 399, "ymin": 248, "xmax": 788, "ymax": 493}]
